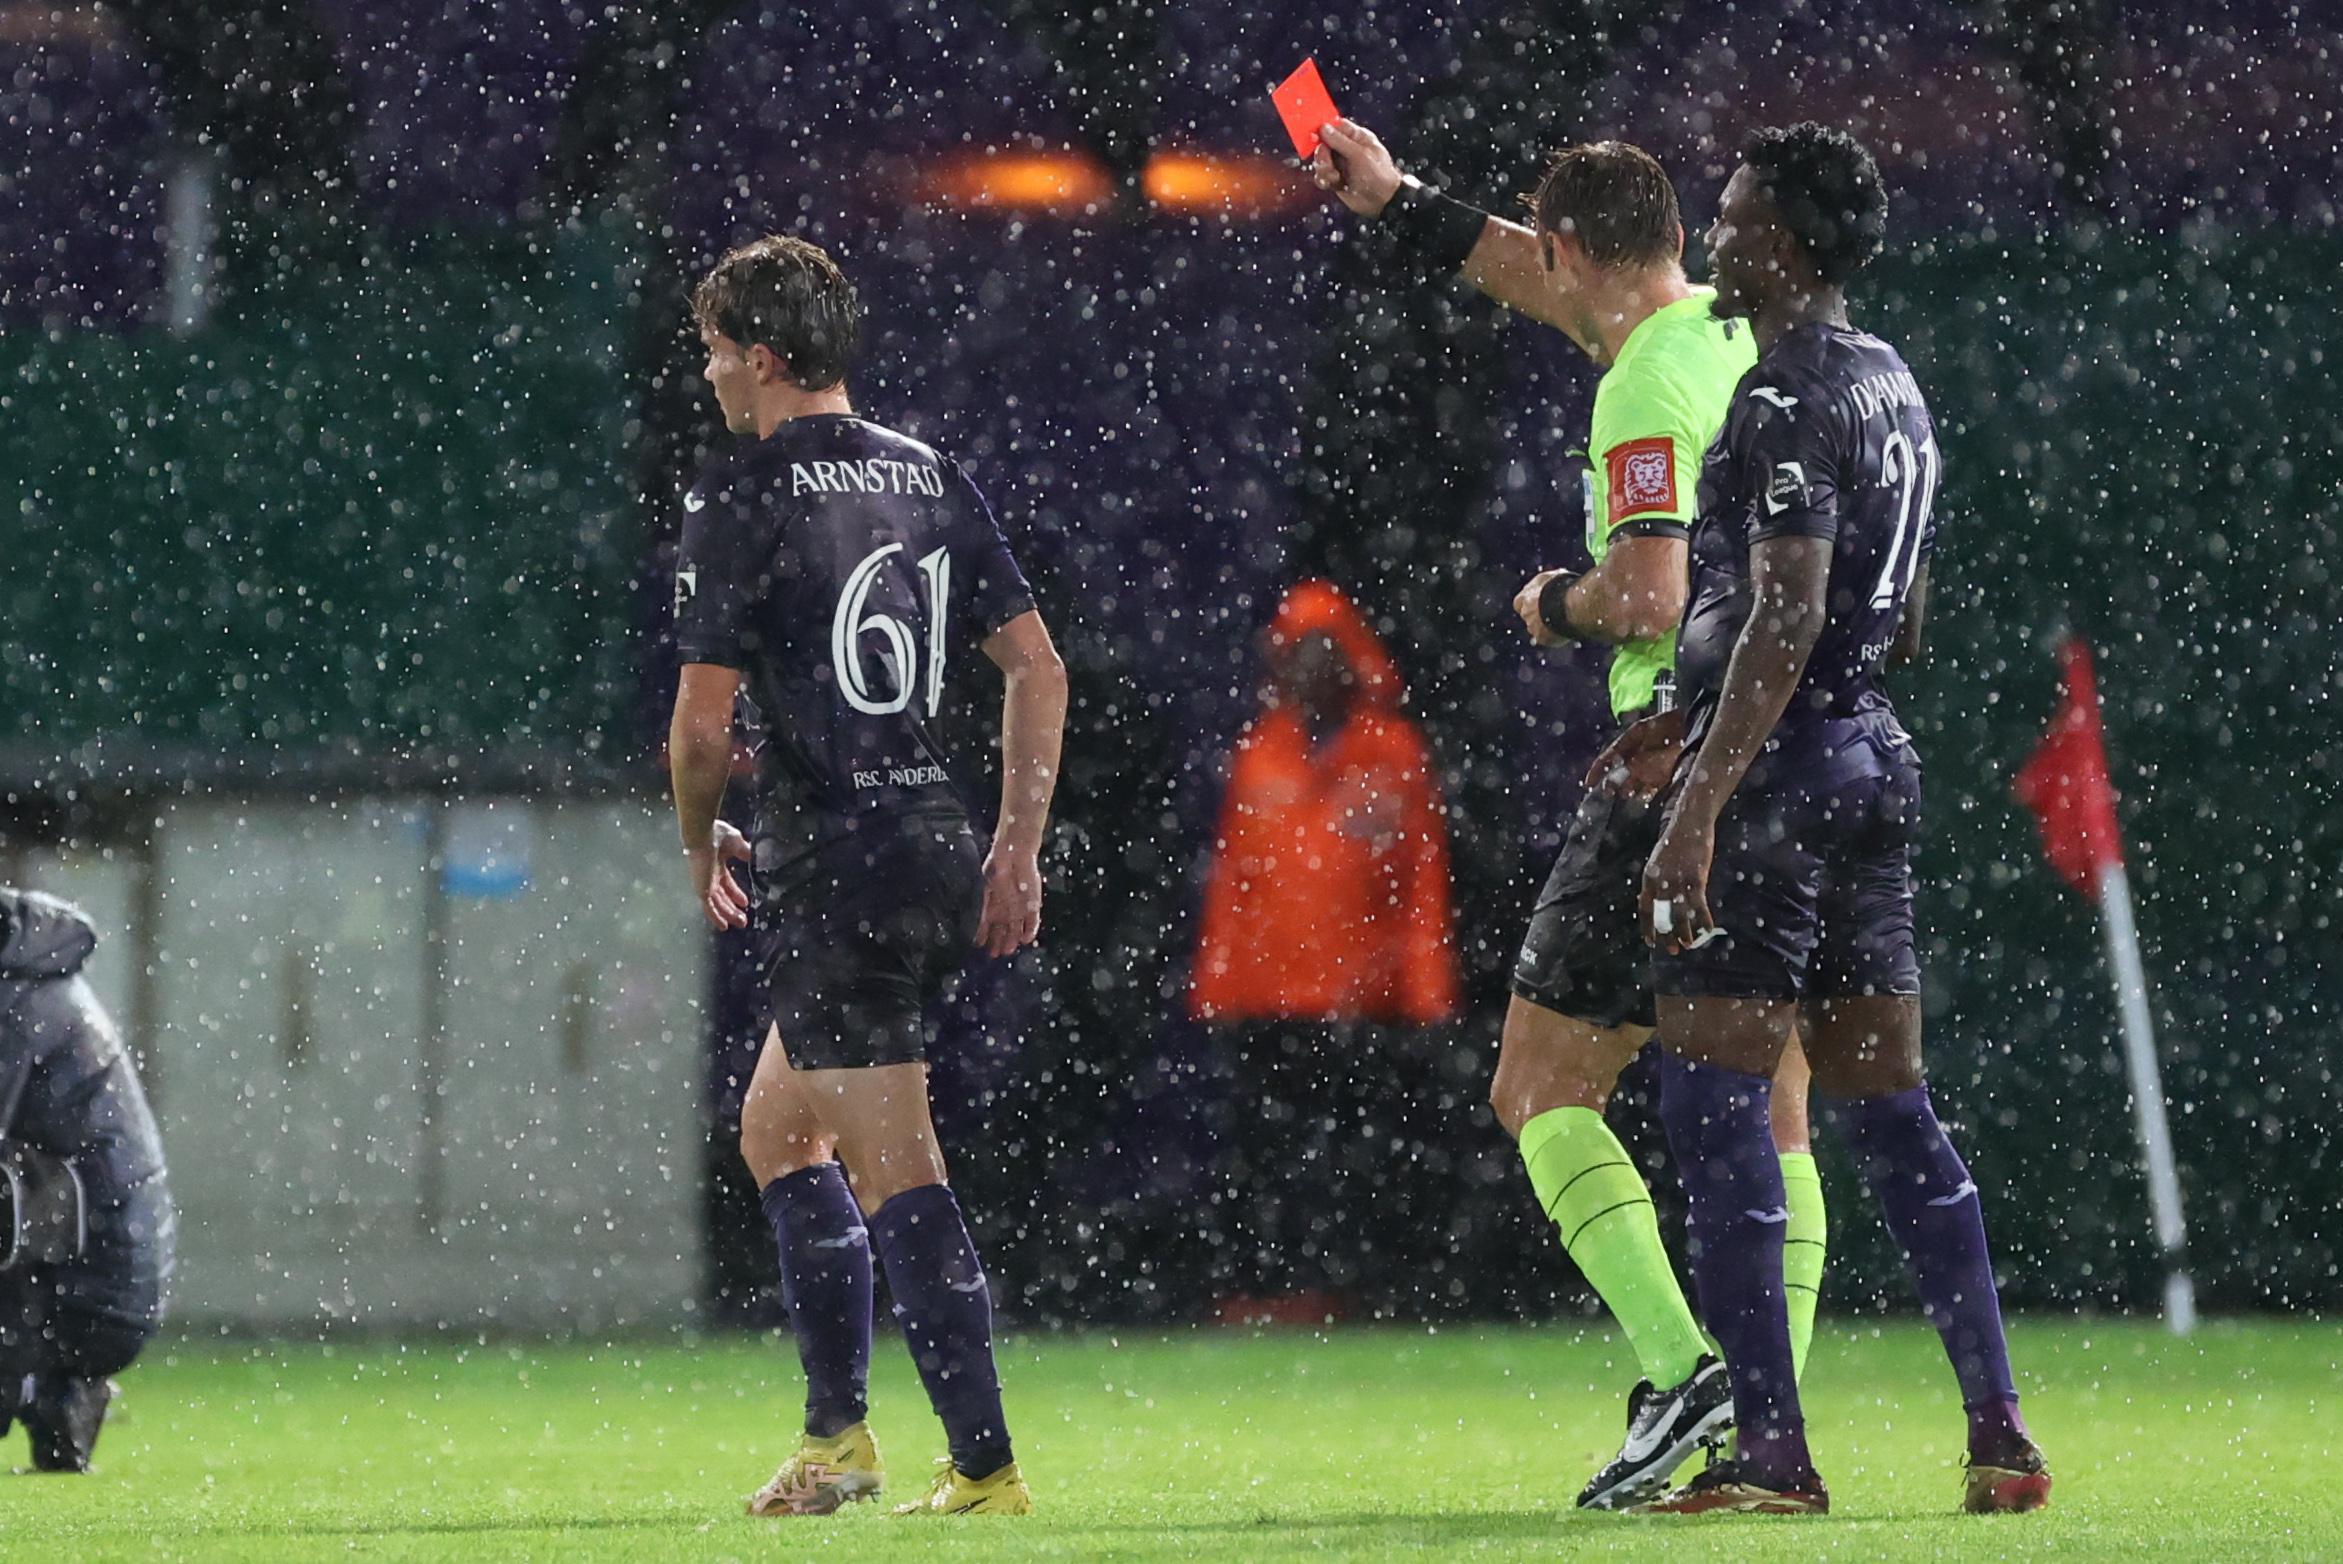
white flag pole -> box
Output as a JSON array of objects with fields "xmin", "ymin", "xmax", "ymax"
[{"xmin": 2094, "ymin": 858, "xmax": 2196, "ymax": 1336}]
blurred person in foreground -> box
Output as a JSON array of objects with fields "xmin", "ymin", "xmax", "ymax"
[
  {"xmin": 1313, "ymin": 123, "xmax": 1829, "ymax": 1506},
  {"xmin": 0, "ymin": 888, "xmax": 174, "ymax": 1472},
  {"xmin": 1619, "ymin": 125, "xmax": 2049, "ymax": 1516},
  {"xmin": 666, "ymin": 236, "xmax": 1067, "ymax": 1519},
  {"xmin": 1189, "ymin": 578, "xmax": 1459, "ymax": 1314}
]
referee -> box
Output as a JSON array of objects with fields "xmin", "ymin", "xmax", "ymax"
[{"xmin": 1312, "ymin": 120, "xmax": 1826, "ymax": 1507}]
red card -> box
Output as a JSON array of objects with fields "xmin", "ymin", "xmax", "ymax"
[{"xmin": 1270, "ymin": 58, "xmax": 1339, "ymax": 158}]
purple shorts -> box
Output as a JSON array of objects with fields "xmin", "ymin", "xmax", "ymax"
[{"xmin": 1652, "ymin": 719, "xmax": 1923, "ymax": 1002}]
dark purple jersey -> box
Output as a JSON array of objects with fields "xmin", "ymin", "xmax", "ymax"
[
  {"xmin": 1676, "ymin": 323, "xmax": 1940, "ymax": 739},
  {"xmin": 674, "ymin": 414, "xmax": 1035, "ymax": 879}
]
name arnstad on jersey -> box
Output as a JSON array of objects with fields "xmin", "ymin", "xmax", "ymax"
[
  {"xmin": 1846, "ymin": 369, "xmax": 1925, "ymax": 422},
  {"xmin": 791, "ymin": 457, "xmax": 946, "ymax": 498}
]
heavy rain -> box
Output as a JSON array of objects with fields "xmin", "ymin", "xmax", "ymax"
[{"xmin": 0, "ymin": 1, "xmax": 2334, "ymax": 1557}]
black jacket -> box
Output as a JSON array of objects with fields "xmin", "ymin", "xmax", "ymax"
[{"xmin": 0, "ymin": 889, "xmax": 174, "ymax": 1345}]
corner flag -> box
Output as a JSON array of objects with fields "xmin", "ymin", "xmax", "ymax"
[
  {"xmin": 2015, "ymin": 637, "xmax": 2196, "ymax": 1335},
  {"xmin": 2013, "ymin": 639, "xmax": 2124, "ymax": 893}
]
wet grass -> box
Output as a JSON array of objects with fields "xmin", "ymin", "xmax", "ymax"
[{"xmin": 4, "ymin": 1318, "xmax": 2333, "ymax": 1560}]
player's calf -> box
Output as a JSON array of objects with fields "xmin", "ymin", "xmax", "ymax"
[{"xmin": 867, "ymin": 1183, "xmax": 1015, "ymax": 1481}]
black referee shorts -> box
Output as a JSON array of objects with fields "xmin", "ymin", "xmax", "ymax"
[
  {"xmin": 1509, "ymin": 784, "xmax": 1662, "ymax": 1032},
  {"xmin": 756, "ymin": 814, "xmax": 986, "ymax": 1071}
]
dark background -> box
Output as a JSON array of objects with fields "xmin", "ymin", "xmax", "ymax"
[{"xmin": 2, "ymin": 0, "xmax": 2337, "ymax": 1324}]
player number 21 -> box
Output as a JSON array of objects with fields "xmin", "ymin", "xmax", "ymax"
[
  {"xmin": 833, "ymin": 543, "xmax": 952, "ymax": 717},
  {"xmin": 1873, "ymin": 430, "xmax": 1938, "ymax": 610}
]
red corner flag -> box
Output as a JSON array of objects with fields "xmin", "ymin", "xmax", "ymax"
[
  {"xmin": 2014, "ymin": 637, "xmax": 2196, "ymax": 1334},
  {"xmin": 2013, "ymin": 637, "xmax": 2124, "ymax": 894}
]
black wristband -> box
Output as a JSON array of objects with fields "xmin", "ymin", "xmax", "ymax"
[
  {"xmin": 1537, "ymin": 571, "xmax": 1584, "ymax": 642},
  {"xmin": 1382, "ymin": 176, "xmax": 1489, "ymax": 274}
]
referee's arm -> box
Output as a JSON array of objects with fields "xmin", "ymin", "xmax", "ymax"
[
  {"xmin": 1313, "ymin": 119, "xmax": 1579, "ymax": 336},
  {"xmin": 1517, "ymin": 536, "xmax": 1688, "ymax": 647}
]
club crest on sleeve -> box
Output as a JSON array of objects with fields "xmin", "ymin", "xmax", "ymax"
[{"xmin": 1606, "ymin": 436, "xmax": 1677, "ymax": 519}]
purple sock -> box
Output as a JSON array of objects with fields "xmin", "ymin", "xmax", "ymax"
[
  {"xmin": 759, "ymin": 1165, "xmax": 874, "ymax": 1438},
  {"xmin": 1837, "ymin": 1086, "xmax": 2027, "ymax": 1461},
  {"xmin": 1658, "ymin": 1052, "xmax": 1814, "ymax": 1488},
  {"xmin": 869, "ymin": 1183, "xmax": 1013, "ymax": 1479}
]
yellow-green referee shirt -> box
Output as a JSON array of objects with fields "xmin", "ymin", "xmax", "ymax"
[{"xmin": 1582, "ymin": 288, "xmax": 1756, "ymax": 715}]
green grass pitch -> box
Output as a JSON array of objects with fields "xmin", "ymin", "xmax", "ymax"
[{"xmin": 6, "ymin": 1319, "xmax": 2334, "ymax": 1560}]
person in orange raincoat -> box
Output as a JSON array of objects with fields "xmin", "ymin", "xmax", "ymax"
[
  {"xmin": 1188, "ymin": 580, "xmax": 1461, "ymax": 1311},
  {"xmin": 1191, "ymin": 579, "xmax": 1460, "ymax": 1026}
]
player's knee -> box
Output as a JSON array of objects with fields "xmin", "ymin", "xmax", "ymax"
[
  {"xmin": 1809, "ymin": 1050, "xmax": 1923, "ymax": 1101},
  {"xmin": 1487, "ymin": 1075, "xmax": 1525, "ymax": 1139},
  {"xmin": 1769, "ymin": 1090, "xmax": 1814, "ymax": 1154},
  {"xmin": 1767, "ymin": 1052, "xmax": 1814, "ymax": 1148},
  {"xmin": 831, "ymin": 1134, "xmax": 949, "ymax": 1215},
  {"xmin": 1486, "ymin": 1075, "xmax": 1543, "ymax": 1141},
  {"xmin": 738, "ymin": 1117, "xmax": 827, "ymax": 1188},
  {"xmin": 1488, "ymin": 1061, "xmax": 1610, "ymax": 1140},
  {"xmin": 845, "ymin": 1160, "xmax": 948, "ymax": 1218}
]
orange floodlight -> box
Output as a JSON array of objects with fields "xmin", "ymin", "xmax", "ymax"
[
  {"xmin": 912, "ymin": 150, "xmax": 1116, "ymax": 214},
  {"xmin": 1143, "ymin": 150, "xmax": 1313, "ymax": 218},
  {"xmin": 903, "ymin": 147, "xmax": 1314, "ymax": 222}
]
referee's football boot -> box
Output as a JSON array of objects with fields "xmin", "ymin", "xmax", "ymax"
[
  {"xmin": 1577, "ymin": 1353, "xmax": 1734, "ymax": 1510},
  {"xmin": 745, "ymin": 1421, "xmax": 885, "ymax": 1516},
  {"xmin": 893, "ymin": 1455, "xmax": 1034, "ymax": 1516},
  {"xmin": 21, "ymin": 1374, "xmax": 114, "ymax": 1473},
  {"xmin": 1962, "ymin": 1441, "xmax": 2052, "ymax": 1513}
]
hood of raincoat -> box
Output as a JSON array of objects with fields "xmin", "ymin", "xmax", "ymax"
[
  {"xmin": 1262, "ymin": 578, "xmax": 1403, "ymax": 712},
  {"xmin": 0, "ymin": 887, "xmax": 98, "ymax": 980}
]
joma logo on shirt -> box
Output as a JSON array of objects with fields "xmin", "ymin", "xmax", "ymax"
[{"xmin": 792, "ymin": 458, "xmax": 946, "ymax": 498}]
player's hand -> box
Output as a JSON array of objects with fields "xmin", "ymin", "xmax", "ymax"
[
  {"xmin": 1312, "ymin": 119, "xmax": 1404, "ymax": 218},
  {"xmin": 1641, "ymin": 812, "xmax": 1717, "ymax": 955},
  {"xmin": 689, "ymin": 820, "xmax": 753, "ymax": 931},
  {"xmin": 974, "ymin": 842, "xmax": 1042, "ymax": 957},
  {"xmin": 1514, "ymin": 569, "xmax": 1572, "ymax": 646},
  {"xmin": 1588, "ymin": 708, "xmax": 1689, "ymax": 801}
]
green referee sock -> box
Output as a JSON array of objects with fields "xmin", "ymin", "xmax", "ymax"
[
  {"xmin": 1519, "ymin": 1106, "xmax": 1708, "ymax": 1390},
  {"xmin": 1778, "ymin": 1150, "xmax": 1827, "ymax": 1382}
]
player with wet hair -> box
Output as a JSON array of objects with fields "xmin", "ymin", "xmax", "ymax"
[
  {"xmin": 1312, "ymin": 123, "xmax": 1829, "ymax": 1508},
  {"xmin": 669, "ymin": 234, "xmax": 1068, "ymax": 1519},
  {"xmin": 1621, "ymin": 124, "xmax": 2050, "ymax": 1516}
]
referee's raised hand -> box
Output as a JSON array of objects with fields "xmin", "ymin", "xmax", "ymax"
[{"xmin": 1312, "ymin": 119, "xmax": 1404, "ymax": 218}]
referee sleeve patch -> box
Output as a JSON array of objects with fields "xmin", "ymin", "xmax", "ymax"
[{"xmin": 1605, "ymin": 436, "xmax": 1679, "ymax": 521}]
